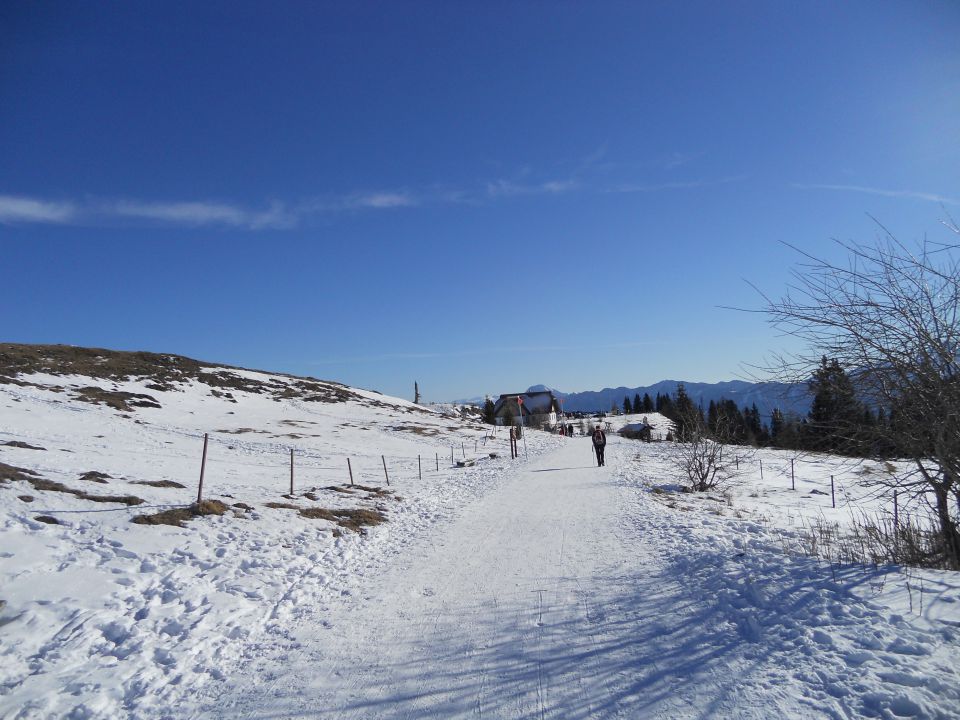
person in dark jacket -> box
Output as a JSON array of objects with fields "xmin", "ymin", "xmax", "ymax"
[{"xmin": 592, "ymin": 425, "xmax": 607, "ymax": 466}]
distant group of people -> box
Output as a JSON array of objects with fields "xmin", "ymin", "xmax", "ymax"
[{"xmin": 508, "ymin": 420, "xmax": 605, "ymax": 466}]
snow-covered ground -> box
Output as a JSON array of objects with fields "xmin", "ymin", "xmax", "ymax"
[{"xmin": 2, "ymin": 364, "xmax": 959, "ymax": 718}]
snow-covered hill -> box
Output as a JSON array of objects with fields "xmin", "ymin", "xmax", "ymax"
[
  {"xmin": 3, "ymin": 344, "xmax": 959, "ymax": 719},
  {"xmin": 0, "ymin": 344, "xmax": 523, "ymax": 718}
]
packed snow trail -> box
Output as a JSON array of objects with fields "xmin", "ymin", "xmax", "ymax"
[{"xmin": 197, "ymin": 437, "xmax": 959, "ymax": 719}]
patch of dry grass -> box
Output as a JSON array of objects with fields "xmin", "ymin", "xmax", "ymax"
[
  {"xmin": 1, "ymin": 441, "xmax": 46, "ymax": 450},
  {"xmin": 79, "ymin": 471, "xmax": 111, "ymax": 483},
  {"xmin": 4, "ymin": 466, "xmax": 145, "ymax": 506},
  {"xmin": 130, "ymin": 479, "xmax": 186, "ymax": 489},
  {"xmin": 298, "ymin": 507, "xmax": 387, "ymax": 533},
  {"xmin": 73, "ymin": 386, "xmax": 161, "ymax": 412},
  {"xmin": 0, "ymin": 462, "xmax": 41, "ymax": 483},
  {"xmin": 131, "ymin": 499, "xmax": 229, "ymax": 527},
  {"xmin": 390, "ymin": 425, "xmax": 440, "ymax": 437}
]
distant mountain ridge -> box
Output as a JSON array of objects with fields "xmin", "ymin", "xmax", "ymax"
[{"xmin": 520, "ymin": 379, "xmax": 811, "ymax": 422}]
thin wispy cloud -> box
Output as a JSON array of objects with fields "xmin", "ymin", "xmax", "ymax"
[
  {"xmin": 795, "ymin": 183, "xmax": 959, "ymax": 206},
  {"xmin": 105, "ymin": 199, "xmax": 298, "ymax": 230},
  {"xmin": 607, "ymin": 175, "xmax": 741, "ymax": 194},
  {"xmin": 347, "ymin": 192, "xmax": 418, "ymax": 209},
  {"xmin": 2, "ymin": 169, "xmax": 737, "ymax": 230},
  {"xmin": 663, "ymin": 151, "xmax": 702, "ymax": 170},
  {"xmin": 0, "ymin": 195, "xmax": 77, "ymax": 224},
  {"xmin": 485, "ymin": 178, "xmax": 579, "ymax": 198}
]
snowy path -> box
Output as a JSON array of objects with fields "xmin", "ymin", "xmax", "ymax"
[
  {"xmin": 200, "ymin": 438, "xmax": 677, "ymax": 719},
  {"xmin": 197, "ymin": 438, "xmax": 960, "ymax": 720}
]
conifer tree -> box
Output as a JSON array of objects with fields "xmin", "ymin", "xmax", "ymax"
[
  {"xmin": 804, "ymin": 356, "xmax": 862, "ymax": 453},
  {"xmin": 483, "ymin": 398, "xmax": 496, "ymax": 425}
]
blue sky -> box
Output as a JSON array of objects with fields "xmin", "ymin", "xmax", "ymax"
[{"xmin": 2, "ymin": 1, "xmax": 958, "ymax": 402}]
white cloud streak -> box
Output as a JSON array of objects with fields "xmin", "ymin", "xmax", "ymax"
[
  {"xmin": 485, "ymin": 178, "xmax": 579, "ymax": 198},
  {"xmin": 346, "ymin": 192, "xmax": 418, "ymax": 209},
  {"xmin": 1, "ymin": 170, "xmax": 740, "ymax": 230},
  {"xmin": 607, "ymin": 175, "xmax": 742, "ymax": 194},
  {"xmin": 106, "ymin": 199, "xmax": 298, "ymax": 230},
  {"xmin": 0, "ymin": 195, "xmax": 77, "ymax": 224},
  {"xmin": 795, "ymin": 183, "xmax": 959, "ymax": 206}
]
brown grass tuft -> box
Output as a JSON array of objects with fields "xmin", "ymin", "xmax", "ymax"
[
  {"xmin": 2, "ymin": 441, "xmax": 46, "ymax": 450},
  {"xmin": 298, "ymin": 507, "xmax": 387, "ymax": 533},
  {"xmin": 131, "ymin": 508, "xmax": 194, "ymax": 527},
  {"xmin": 79, "ymin": 471, "xmax": 111, "ymax": 483},
  {"xmin": 130, "ymin": 479, "xmax": 186, "ymax": 489},
  {"xmin": 0, "ymin": 462, "xmax": 41, "ymax": 483},
  {"xmin": 34, "ymin": 515, "xmax": 60, "ymax": 525},
  {"xmin": 131, "ymin": 499, "xmax": 229, "ymax": 527},
  {"xmin": 193, "ymin": 499, "xmax": 229, "ymax": 516},
  {"xmin": 264, "ymin": 502, "xmax": 300, "ymax": 510}
]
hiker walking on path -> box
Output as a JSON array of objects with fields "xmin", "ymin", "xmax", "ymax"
[{"xmin": 592, "ymin": 425, "xmax": 607, "ymax": 467}]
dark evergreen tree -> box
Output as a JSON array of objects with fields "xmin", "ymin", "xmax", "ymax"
[
  {"xmin": 804, "ymin": 356, "xmax": 863, "ymax": 453},
  {"xmin": 482, "ymin": 398, "xmax": 496, "ymax": 425},
  {"xmin": 672, "ymin": 384, "xmax": 699, "ymax": 441},
  {"xmin": 642, "ymin": 393, "xmax": 654, "ymax": 412},
  {"xmin": 633, "ymin": 393, "xmax": 642, "ymax": 415},
  {"xmin": 623, "ymin": 396, "xmax": 632, "ymax": 415}
]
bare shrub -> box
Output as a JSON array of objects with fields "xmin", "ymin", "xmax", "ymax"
[
  {"xmin": 754, "ymin": 221, "xmax": 960, "ymax": 568},
  {"xmin": 673, "ymin": 413, "xmax": 749, "ymax": 492},
  {"xmin": 794, "ymin": 512, "xmax": 946, "ymax": 569}
]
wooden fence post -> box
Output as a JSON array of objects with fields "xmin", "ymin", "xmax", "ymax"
[
  {"xmin": 347, "ymin": 457, "xmax": 354, "ymax": 487},
  {"xmin": 894, "ymin": 490, "xmax": 899, "ymax": 529},
  {"xmin": 418, "ymin": 454, "xmax": 422, "ymax": 481},
  {"xmin": 760, "ymin": 459, "xmax": 764, "ymax": 480},
  {"xmin": 830, "ymin": 475, "xmax": 836, "ymax": 508},
  {"xmin": 436, "ymin": 453, "xmax": 439, "ymax": 471},
  {"xmin": 289, "ymin": 448, "xmax": 294, "ymax": 495},
  {"xmin": 382, "ymin": 455, "xmax": 390, "ymax": 486},
  {"xmin": 791, "ymin": 458, "xmax": 795, "ymax": 490},
  {"xmin": 197, "ymin": 432, "xmax": 209, "ymax": 504},
  {"xmin": 461, "ymin": 441, "xmax": 465, "ymax": 458}
]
